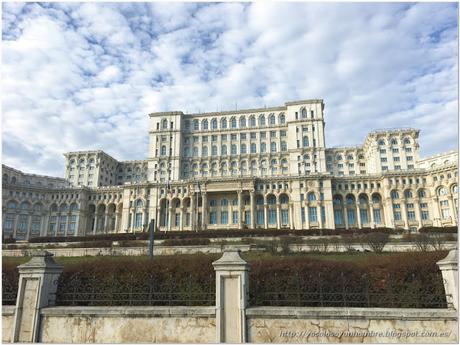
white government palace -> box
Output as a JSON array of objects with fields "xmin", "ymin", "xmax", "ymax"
[{"xmin": 2, "ymin": 99, "xmax": 458, "ymax": 240}]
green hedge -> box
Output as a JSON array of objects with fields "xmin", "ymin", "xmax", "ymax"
[{"xmin": 419, "ymin": 226, "xmax": 458, "ymax": 234}]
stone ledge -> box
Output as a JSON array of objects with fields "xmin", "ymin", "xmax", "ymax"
[
  {"xmin": 246, "ymin": 307, "xmax": 458, "ymax": 321},
  {"xmin": 40, "ymin": 306, "xmax": 216, "ymax": 318},
  {"xmin": 2, "ymin": 306, "xmax": 15, "ymax": 315}
]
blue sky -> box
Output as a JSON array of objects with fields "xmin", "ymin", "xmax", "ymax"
[{"xmin": 2, "ymin": 2, "xmax": 458, "ymax": 177}]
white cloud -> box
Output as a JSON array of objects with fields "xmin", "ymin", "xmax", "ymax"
[{"xmin": 2, "ymin": 2, "xmax": 458, "ymax": 176}]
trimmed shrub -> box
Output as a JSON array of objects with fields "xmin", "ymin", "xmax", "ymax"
[
  {"xmin": 162, "ymin": 238, "xmax": 211, "ymax": 246},
  {"xmin": 419, "ymin": 226, "xmax": 458, "ymax": 234}
]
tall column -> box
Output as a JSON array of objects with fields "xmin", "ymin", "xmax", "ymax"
[
  {"xmin": 168, "ymin": 205, "xmax": 173, "ymax": 231},
  {"xmin": 104, "ymin": 211, "xmax": 109, "ymax": 233},
  {"xmin": 263, "ymin": 204, "xmax": 268, "ymax": 229},
  {"xmin": 401, "ymin": 202, "xmax": 408, "ymax": 230},
  {"xmin": 289, "ymin": 203, "xmax": 294, "ymax": 229},
  {"xmin": 318, "ymin": 203, "xmax": 323, "ymax": 229},
  {"xmin": 13, "ymin": 214, "xmax": 19, "ymax": 238},
  {"xmin": 180, "ymin": 207, "xmax": 184, "ymax": 231},
  {"xmin": 356, "ymin": 204, "xmax": 362, "ymax": 229},
  {"xmin": 190, "ymin": 195, "xmax": 195, "ymax": 230},
  {"xmin": 202, "ymin": 193, "xmax": 207, "ymax": 230},
  {"xmin": 447, "ymin": 196, "xmax": 456, "ymax": 223},
  {"xmin": 276, "ymin": 203, "xmax": 281, "ymax": 230},
  {"xmin": 26, "ymin": 215, "xmax": 32, "ymax": 241},
  {"xmin": 383, "ymin": 197, "xmax": 393, "ymax": 228},
  {"xmin": 92, "ymin": 214, "xmax": 97, "ymax": 235},
  {"xmin": 114, "ymin": 213, "xmax": 119, "ymax": 233},
  {"xmin": 414, "ymin": 198, "xmax": 422, "ymax": 229},
  {"xmin": 432, "ymin": 197, "xmax": 441, "ymax": 226},
  {"xmin": 305, "ymin": 204, "xmax": 310, "ymax": 229},
  {"xmin": 343, "ymin": 206, "xmax": 349, "ymax": 230},
  {"xmin": 237, "ymin": 191, "xmax": 243, "ymax": 230},
  {"xmin": 369, "ymin": 204, "xmax": 375, "ymax": 229},
  {"xmin": 249, "ymin": 191, "xmax": 255, "ymax": 229}
]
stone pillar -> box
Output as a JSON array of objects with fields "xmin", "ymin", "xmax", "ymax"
[
  {"xmin": 167, "ymin": 206, "xmax": 173, "ymax": 232},
  {"xmin": 447, "ymin": 196, "xmax": 456, "ymax": 223},
  {"xmin": 92, "ymin": 215, "xmax": 97, "ymax": 235},
  {"xmin": 369, "ymin": 204, "xmax": 375, "ymax": 229},
  {"xmin": 237, "ymin": 191, "xmax": 243, "ymax": 230},
  {"xmin": 104, "ymin": 211, "xmax": 109, "ymax": 233},
  {"xmin": 289, "ymin": 203, "xmax": 294, "ymax": 229},
  {"xmin": 414, "ymin": 198, "xmax": 422, "ymax": 229},
  {"xmin": 437, "ymin": 249, "xmax": 458, "ymax": 310},
  {"xmin": 276, "ymin": 204, "xmax": 281, "ymax": 230},
  {"xmin": 318, "ymin": 203, "xmax": 323, "ymax": 229},
  {"xmin": 305, "ymin": 204, "xmax": 310, "ymax": 229},
  {"xmin": 263, "ymin": 204, "xmax": 268, "ymax": 229},
  {"xmin": 202, "ymin": 193, "xmax": 207, "ymax": 230},
  {"xmin": 26, "ymin": 215, "xmax": 32, "ymax": 241},
  {"xmin": 343, "ymin": 206, "xmax": 349, "ymax": 230},
  {"xmin": 249, "ymin": 191, "xmax": 255, "ymax": 229},
  {"xmin": 401, "ymin": 202, "xmax": 408, "ymax": 230},
  {"xmin": 190, "ymin": 195, "xmax": 195, "ymax": 230},
  {"xmin": 179, "ymin": 207, "xmax": 184, "ymax": 231},
  {"xmin": 212, "ymin": 250, "xmax": 249, "ymax": 343},
  {"xmin": 12, "ymin": 251, "xmax": 63, "ymax": 343},
  {"xmin": 356, "ymin": 204, "xmax": 362, "ymax": 229}
]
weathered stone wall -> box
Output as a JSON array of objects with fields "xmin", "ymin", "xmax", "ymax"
[
  {"xmin": 2, "ymin": 242, "xmax": 456, "ymax": 257},
  {"xmin": 39, "ymin": 306, "xmax": 216, "ymax": 343},
  {"xmin": 2, "ymin": 306, "xmax": 15, "ymax": 343},
  {"xmin": 247, "ymin": 307, "xmax": 458, "ymax": 343}
]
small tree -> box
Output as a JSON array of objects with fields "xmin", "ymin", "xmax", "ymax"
[
  {"xmin": 414, "ymin": 233, "xmax": 432, "ymax": 252},
  {"xmin": 365, "ymin": 232, "xmax": 390, "ymax": 253}
]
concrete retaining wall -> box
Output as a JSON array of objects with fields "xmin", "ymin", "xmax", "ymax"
[
  {"xmin": 2, "ymin": 306, "xmax": 457, "ymax": 343},
  {"xmin": 247, "ymin": 307, "xmax": 458, "ymax": 343}
]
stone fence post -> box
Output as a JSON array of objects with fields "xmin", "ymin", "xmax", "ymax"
[
  {"xmin": 212, "ymin": 249, "xmax": 249, "ymax": 343},
  {"xmin": 437, "ymin": 248, "xmax": 458, "ymax": 310},
  {"xmin": 12, "ymin": 251, "xmax": 63, "ymax": 343}
]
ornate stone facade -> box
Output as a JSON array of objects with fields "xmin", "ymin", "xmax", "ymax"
[{"xmin": 2, "ymin": 99, "xmax": 458, "ymax": 239}]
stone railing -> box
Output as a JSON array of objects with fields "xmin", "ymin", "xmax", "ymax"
[{"xmin": 2, "ymin": 249, "xmax": 458, "ymax": 343}]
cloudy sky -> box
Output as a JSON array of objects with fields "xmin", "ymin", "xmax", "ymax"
[{"xmin": 2, "ymin": 2, "xmax": 458, "ymax": 177}]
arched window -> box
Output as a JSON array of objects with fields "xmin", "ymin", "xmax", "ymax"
[
  {"xmin": 211, "ymin": 146, "xmax": 217, "ymax": 156},
  {"xmin": 249, "ymin": 116, "xmax": 256, "ymax": 127},
  {"xmin": 202, "ymin": 146, "xmax": 208, "ymax": 156},
  {"xmin": 390, "ymin": 138, "xmax": 398, "ymax": 145},
  {"xmin": 70, "ymin": 203, "xmax": 78, "ymax": 212},
  {"xmin": 3, "ymin": 174, "xmax": 8, "ymax": 183},
  {"xmin": 231, "ymin": 144, "xmax": 237, "ymax": 155},
  {"xmin": 184, "ymin": 147, "xmax": 190, "ymax": 156},
  {"xmin": 279, "ymin": 114, "xmax": 286, "ymax": 124},
  {"xmin": 303, "ymin": 136, "xmax": 309, "ymax": 147},
  {"xmin": 359, "ymin": 196, "xmax": 368, "ymax": 205},
  {"xmin": 60, "ymin": 203, "xmax": 68, "ymax": 212},
  {"xmin": 404, "ymin": 190, "xmax": 413, "ymax": 198},
  {"xmin": 136, "ymin": 199, "xmax": 143, "ymax": 208},
  {"xmin": 438, "ymin": 187, "xmax": 448, "ymax": 196},
  {"xmin": 221, "ymin": 118, "xmax": 227, "ymax": 129},
  {"xmin": 231, "ymin": 117, "xmax": 237, "ymax": 128},
  {"xmin": 378, "ymin": 139, "xmax": 385, "ymax": 146},
  {"xmin": 261, "ymin": 143, "xmax": 266, "ymax": 153},
  {"xmin": 404, "ymin": 138, "xmax": 411, "ymax": 145},
  {"xmin": 391, "ymin": 190, "xmax": 399, "ymax": 199},
  {"xmin": 453, "ymin": 185, "xmax": 458, "ymax": 194},
  {"xmin": 221, "ymin": 199, "xmax": 228, "ymax": 206},
  {"xmin": 267, "ymin": 195, "xmax": 276, "ymax": 204},
  {"xmin": 211, "ymin": 118, "xmax": 217, "ymax": 129},
  {"xmin": 259, "ymin": 115, "xmax": 265, "ymax": 127},
  {"xmin": 33, "ymin": 203, "xmax": 42, "ymax": 212},
  {"xmin": 372, "ymin": 194, "xmax": 381, "ymax": 204},
  {"xmin": 346, "ymin": 195, "xmax": 355, "ymax": 205},
  {"xmin": 269, "ymin": 114, "xmax": 275, "ymax": 125},
  {"xmin": 301, "ymin": 108, "xmax": 307, "ymax": 118},
  {"xmin": 240, "ymin": 117, "xmax": 246, "ymax": 128},
  {"xmin": 193, "ymin": 120, "xmax": 199, "ymax": 130},
  {"xmin": 256, "ymin": 196, "xmax": 264, "ymax": 205},
  {"xmin": 20, "ymin": 202, "xmax": 30, "ymax": 211},
  {"xmin": 162, "ymin": 119, "xmax": 168, "ymax": 129},
  {"xmin": 336, "ymin": 155, "xmax": 342, "ymax": 161},
  {"xmin": 280, "ymin": 195, "xmax": 289, "ymax": 204},
  {"xmin": 202, "ymin": 119, "xmax": 208, "ymax": 130},
  {"xmin": 270, "ymin": 142, "xmax": 276, "ymax": 152},
  {"xmin": 308, "ymin": 193, "xmax": 316, "ymax": 202},
  {"xmin": 347, "ymin": 154, "xmax": 353, "ymax": 160},
  {"xmin": 161, "ymin": 146, "xmax": 167, "ymax": 156},
  {"xmin": 193, "ymin": 147, "xmax": 198, "ymax": 157},
  {"xmin": 7, "ymin": 201, "xmax": 17, "ymax": 209},
  {"xmin": 250, "ymin": 143, "xmax": 256, "ymax": 153},
  {"xmin": 418, "ymin": 189, "xmax": 427, "ymax": 198},
  {"xmin": 220, "ymin": 145, "xmax": 227, "ymax": 155},
  {"xmin": 303, "ymin": 154, "xmax": 310, "ymax": 160},
  {"xmin": 333, "ymin": 196, "xmax": 342, "ymax": 205},
  {"xmin": 241, "ymin": 144, "xmax": 247, "ymax": 154}
]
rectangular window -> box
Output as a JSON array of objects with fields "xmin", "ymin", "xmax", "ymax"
[
  {"xmin": 4, "ymin": 214, "xmax": 14, "ymax": 231},
  {"xmin": 406, "ymin": 203, "xmax": 414, "ymax": 209},
  {"xmin": 301, "ymin": 207, "xmax": 305, "ymax": 223},
  {"xmin": 232, "ymin": 211, "xmax": 238, "ymax": 224},
  {"xmin": 280, "ymin": 130, "xmax": 286, "ymax": 137},
  {"xmin": 231, "ymin": 134, "xmax": 237, "ymax": 140},
  {"xmin": 380, "ymin": 158, "xmax": 387, "ymax": 162},
  {"xmin": 241, "ymin": 133, "xmax": 246, "ymax": 140},
  {"xmin": 221, "ymin": 211, "xmax": 228, "ymax": 225},
  {"xmin": 334, "ymin": 209, "xmax": 343, "ymax": 225},
  {"xmin": 175, "ymin": 213, "xmax": 180, "ymax": 226},
  {"xmin": 360, "ymin": 209, "xmax": 368, "ymax": 224},
  {"xmin": 309, "ymin": 207, "xmax": 317, "ymax": 222},
  {"xmin": 257, "ymin": 210, "xmax": 264, "ymax": 225},
  {"xmin": 268, "ymin": 209, "xmax": 276, "ymax": 224},
  {"xmin": 407, "ymin": 156, "xmax": 413, "ymax": 161},
  {"xmin": 421, "ymin": 211, "xmax": 429, "ymax": 220},
  {"xmin": 250, "ymin": 132, "xmax": 256, "ymax": 139},
  {"xmin": 135, "ymin": 213, "xmax": 142, "ymax": 227},
  {"xmin": 395, "ymin": 165, "xmax": 401, "ymax": 170},
  {"xmin": 407, "ymin": 211, "xmax": 416, "ymax": 221},
  {"xmin": 221, "ymin": 134, "xmax": 227, "ymax": 141},
  {"xmin": 440, "ymin": 200, "xmax": 449, "ymax": 207},
  {"xmin": 321, "ymin": 206, "xmax": 326, "ymax": 223},
  {"xmin": 380, "ymin": 149, "xmax": 386, "ymax": 154},
  {"xmin": 393, "ymin": 157, "xmax": 400, "ymax": 162},
  {"xmin": 210, "ymin": 212, "xmax": 217, "ymax": 225},
  {"xmin": 392, "ymin": 148, "xmax": 399, "ymax": 153},
  {"xmin": 420, "ymin": 203, "xmax": 428, "ymax": 208},
  {"xmin": 373, "ymin": 209, "xmax": 382, "ymax": 224},
  {"xmin": 405, "ymin": 148, "xmax": 412, "ymax": 152},
  {"xmin": 442, "ymin": 209, "xmax": 450, "ymax": 219},
  {"xmin": 394, "ymin": 211, "xmax": 402, "ymax": 221},
  {"xmin": 260, "ymin": 132, "xmax": 266, "ymax": 139},
  {"xmin": 347, "ymin": 209, "xmax": 356, "ymax": 225},
  {"xmin": 244, "ymin": 211, "xmax": 251, "ymax": 225},
  {"xmin": 58, "ymin": 215, "xmax": 67, "ymax": 234},
  {"xmin": 281, "ymin": 209, "xmax": 289, "ymax": 225}
]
